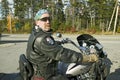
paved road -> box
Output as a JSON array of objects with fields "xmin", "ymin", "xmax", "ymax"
[{"xmin": 0, "ymin": 34, "xmax": 120, "ymax": 80}]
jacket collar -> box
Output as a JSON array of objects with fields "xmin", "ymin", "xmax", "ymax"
[{"xmin": 33, "ymin": 26, "xmax": 53, "ymax": 36}]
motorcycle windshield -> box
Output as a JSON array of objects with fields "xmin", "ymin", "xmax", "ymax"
[{"xmin": 77, "ymin": 34, "xmax": 100, "ymax": 46}]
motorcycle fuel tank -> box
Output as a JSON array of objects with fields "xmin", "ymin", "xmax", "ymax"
[{"xmin": 66, "ymin": 63, "xmax": 91, "ymax": 76}]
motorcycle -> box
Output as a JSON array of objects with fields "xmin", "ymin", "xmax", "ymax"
[
  {"xmin": 0, "ymin": 34, "xmax": 111, "ymax": 80},
  {"xmin": 57, "ymin": 33, "xmax": 111, "ymax": 80}
]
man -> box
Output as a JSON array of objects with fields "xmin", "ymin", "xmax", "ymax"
[{"xmin": 26, "ymin": 9, "xmax": 98, "ymax": 80}]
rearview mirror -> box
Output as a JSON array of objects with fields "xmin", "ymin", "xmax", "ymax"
[{"xmin": 56, "ymin": 32, "xmax": 62, "ymax": 38}]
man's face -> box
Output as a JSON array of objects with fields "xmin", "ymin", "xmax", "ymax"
[{"xmin": 35, "ymin": 13, "xmax": 51, "ymax": 31}]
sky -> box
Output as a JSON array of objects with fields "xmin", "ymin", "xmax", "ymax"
[
  {"xmin": 0, "ymin": 0, "xmax": 13, "ymax": 3},
  {"xmin": 7, "ymin": 0, "xmax": 14, "ymax": 4},
  {"xmin": 0, "ymin": 0, "xmax": 13, "ymax": 18}
]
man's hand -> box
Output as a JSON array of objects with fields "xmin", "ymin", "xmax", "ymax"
[{"xmin": 82, "ymin": 54, "xmax": 98, "ymax": 63}]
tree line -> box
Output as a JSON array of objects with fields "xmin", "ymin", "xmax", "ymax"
[{"xmin": 0, "ymin": 0, "xmax": 120, "ymax": 34}]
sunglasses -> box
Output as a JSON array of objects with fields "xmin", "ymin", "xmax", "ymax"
[{"xmin": 39, "ymin": 17, "xmax": 51, "ymax": 22}]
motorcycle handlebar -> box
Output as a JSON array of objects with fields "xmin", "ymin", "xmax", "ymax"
[
  {"xmin": 56, "ymin": 33, "xmax": 106, "ymax": 59},
  {"xmin": 61, "ymin": 38, "xmax": 83, "ymax": 53},
  {"xmin": 60, "ymin": 38, "xmax": 104, "ymax": 57}
]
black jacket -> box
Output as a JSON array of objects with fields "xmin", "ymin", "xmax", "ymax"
[{"xmin": 26, "ymin": 27, "xmax": 83, "ymax": 79}]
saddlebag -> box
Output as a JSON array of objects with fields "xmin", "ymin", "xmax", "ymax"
[{"xmin": 19, "ymin": 54, "xmax": 34, "ymax": 80}]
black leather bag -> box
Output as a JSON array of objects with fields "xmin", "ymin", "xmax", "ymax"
[{"xmin": 19, "ymin": 54, "xmax": 34, "ymax": 80}]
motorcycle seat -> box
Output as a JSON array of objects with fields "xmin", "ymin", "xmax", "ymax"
[{"xmin": 19, "ymin": 54, "xmax": 34, "ymax": 80}]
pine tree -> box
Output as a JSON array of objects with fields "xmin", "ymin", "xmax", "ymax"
[{"xmin": 1, "ymin": 0, "xmax": 9, "ymax": 19}]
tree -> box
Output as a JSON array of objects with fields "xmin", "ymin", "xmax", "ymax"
[
  {"xmin": 1, "ymin": 0, "xmax": 9, "ymax": 19},
  {"xmin": 50, "ymin": 0, "xmax": 65, "ymax": 32},
  {"xmin": 14, "ymin": 0, "xmax": 29, "ymax": 19},
  {"xmin": 87, "ymin": 0, "xmax": 115, "ymax": 33}
]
